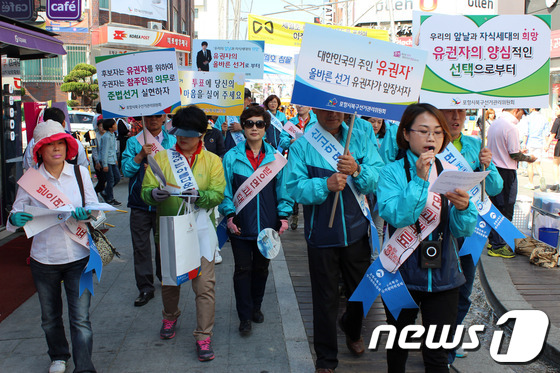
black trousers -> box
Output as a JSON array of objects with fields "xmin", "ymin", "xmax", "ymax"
[
  {"xmin": 308, "ymin": 235, "xmax": 371, "ymax": 370},
  {"xmin": 383, "ymin": 287, "xmax": 459, "ymax": 373},
  {"xmin": 230, "ymin": 236, "xmax": 270, "ymax": 321},
  {"xmin": 488, "ymin": 167, "xmax": 517, "ymax": 248},
  {"xmin": 130, "ymin": 208, "xmax": 161, "ymax": 293}
]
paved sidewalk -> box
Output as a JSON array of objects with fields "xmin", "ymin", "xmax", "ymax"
[{"xmin": 0, "ymin": 181, "xmax": 314, "ymax": 373}]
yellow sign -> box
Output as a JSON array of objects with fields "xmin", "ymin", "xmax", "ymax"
[{"xmin": 248, "ymin": 14, "xmax": 389, "ymax": 47}]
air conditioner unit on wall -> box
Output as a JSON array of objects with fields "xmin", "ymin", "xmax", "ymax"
[{"xmin": 148, "ymin": 22, "xmax": 163, "ymax": 31}]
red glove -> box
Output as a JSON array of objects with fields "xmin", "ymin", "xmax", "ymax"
[
  {"xmin": 279, "ymin": 219, "xmax": 289, "ymax": 235},
  {"xmin": 227, "ymin": 217, "xmax": 241, "ymax": 235}
]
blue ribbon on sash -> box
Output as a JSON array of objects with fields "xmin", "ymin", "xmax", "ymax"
[
  {"xmin": 216, "ymin": 216, "xmax": 229, "ymax": 249},
  {"xmin": 459, "ymin": 215, "xmax": 492, "ymax": 264},
  {"xmin": 349, "ymin": 259, "xmax": 417, "ymax": 319},
  {"xmin": 79, "ymin": 232, "xmax": 103, "ymax": 296},
  {"xmin": 438, "ymin": 144, "xmax": 524, "ymax": 264}
]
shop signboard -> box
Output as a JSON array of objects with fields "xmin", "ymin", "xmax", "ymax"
[
  {"xmin": 178, "ymin": 71, "xmax": 245, "ymax": 116},
  {"xmin": 291, "ymin": 24, "xmax": 427, "ymax": 121},
  {"xmin": 0, "ymin": 0, "xmax": 33, "ymax": 21},
  {"xmin": 111, "ymin": 0, "xmax": 167, "ymax": 22},
  {"xmin": 96, "ymin": 49, "xmax": 181, "ymax": 118},
  {"xmin": 418, "ymin": 14, "xmax": 551, "ymax": 108},
  {"xmin": 46, "ymin": 0, "xmax": 81, "ymax": 21}
]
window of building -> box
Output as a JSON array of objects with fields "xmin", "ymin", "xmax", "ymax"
[
  {"xmin": 182, "ymin": 20, "xmax": 186, "ymax": 34},
  {"xmin": 195, "ymin": 8, "xmax": 198, "ymax": 18},
  {"xmin": 99, "ymin": 0, "xmax": 109, "ymax": 9},
  {"xmin": 21, "ymin": 45, "xmax": 89, "ymax": 83},
  {"xmin": 173, "ymin": 8, "xmax": 178, "ymax": 32}
]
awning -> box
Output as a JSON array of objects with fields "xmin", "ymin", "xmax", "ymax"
[{"xmin": 0, "ymin": 15, "xmax": 66, "ymax": 60}]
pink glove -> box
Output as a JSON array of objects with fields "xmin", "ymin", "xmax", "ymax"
[
  {"xmin": 227, "ymin": 217, "xmax": 241, "ymax": 235},
  {"xmin": 279, "ymin": 219, "xmax": 289, "ymax": 235}
]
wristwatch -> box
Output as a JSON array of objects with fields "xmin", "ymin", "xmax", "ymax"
[{"xmin": 352, "ymin": 164, "xmax": 361, "ymax": 178}]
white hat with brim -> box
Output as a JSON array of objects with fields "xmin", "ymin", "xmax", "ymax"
[{"xmin": 33, "ymin": 119, "xmax": 78, "ymax": 163}]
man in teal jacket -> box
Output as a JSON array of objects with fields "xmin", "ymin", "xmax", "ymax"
[
  {"xmin": 122, "ymin": 114, "xmax": 177, "ymax": 307},
  {"xmin": 286, "ymin": 108, "xmax": 384, "ymax": 372},
  {"xmin": 441, "ymin": 108, "xmax": 503, "ymax": 362}
]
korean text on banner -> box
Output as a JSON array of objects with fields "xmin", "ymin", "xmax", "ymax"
[
  {"xmin": 177, "ymin": 71, "xmax": 245, "ymax": 116},
  {"xmin": 291, "ymin": 24, "xmax": 427, "ymax": 121},
  {"xmin": 248, "ymin": 14, "xmax": 389, "ymax": 47},
  {"xmin": 418, "ymin": 14, "xmax": 551, "ymax": 109},
  {"xmin": 95, "ymin": 48, "xmax": 181, "ymax": 119},
  {"xmin": 192, "ymin": 39, "xmax": 264, "ymax": 79}
]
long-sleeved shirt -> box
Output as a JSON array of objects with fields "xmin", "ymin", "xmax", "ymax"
[
  {"xmin": 99, "ymin": 131, "xmax": 118, "ymax": 167},
  {"xmin": 7, "ymin": 163, "xmax": 98, "ymax": 264}
]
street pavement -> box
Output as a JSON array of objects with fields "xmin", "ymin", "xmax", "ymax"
[{"xmin": 0, "ymin": 156, "xmax": 559, "ymax": 372}]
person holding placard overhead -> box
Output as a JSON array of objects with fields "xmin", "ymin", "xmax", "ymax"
[
  {"xmin": 286, "ymin": 108, "xmax": 383, "ymax": 373},
  {"xmin": 219, "ymin": 105, "xmax": 293, "ymax": 336},
  {"xmin": 263, "ymin": 94, "xmax": 287, "ymax": 150},
  {"xmin": 377, "ymin": 103, "xmax": 477, "ymax": 373},
  {"xmin": 7, "ymin": 119, "xmax": 98, "ymax": 373},
  {"xmin": 122, "ymin": 113, "xmax": 177, "ymax": 307},
  {"xmin": 142, "ymin": 105, "xmax": 225, "ymax": 362}
]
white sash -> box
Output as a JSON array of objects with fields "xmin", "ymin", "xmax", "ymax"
[
  {"xmin": 233, "ymin": 153, "xmax": 287, "ymax": 214},
  {"xmin": 136, "ymin": 130, "xmax": 164, "ymax": 154},
  {"xmin": 283, "ymin": 121, "xmax": 303, "ymax": 139},
  {"xmin": 167, "ymin": 149, "xmax": 199, "ymax": 191},
  {"xmin": 17, "ymin": 168, "xmax": 89, "ymax": 247},
  {"xmin": 303, "ymin": 125, "xmax": 370, "ymax": 218},
  {"xmin": 379, "ymin": 162, "xmax": 442, "ymax": 273},
  {"xmin": 268, "ymin": 111, "xmax": 284, "ymax": 132},
  {"xmin": 231, "ymin": 131, "xmax": 245, "ymax": 145},
  {"xmin": 438, "ymin": 143, "xmax": 490, "ymax": 213}
]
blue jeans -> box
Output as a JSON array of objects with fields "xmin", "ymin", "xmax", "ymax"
[
  {"xmin": 103, "ymin": 163, "xmax": 121, "ymax": 201},
  {"xmin": 30, "ymin": 257, "xmax": 96, "ymax": 373}
]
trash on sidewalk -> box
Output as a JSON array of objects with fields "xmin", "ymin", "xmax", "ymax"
[{"xmin": 515, "ymin": 237, "xmax": 559, "ymax": 268}]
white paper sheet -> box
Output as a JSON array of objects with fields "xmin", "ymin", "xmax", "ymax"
[
  {"xmin": 429, "ymin": 170, "xmax": 490, "ymax": 195},
  {"xmin": 23, "ymin": 205, "xmax": 72, "ymax": 237}
]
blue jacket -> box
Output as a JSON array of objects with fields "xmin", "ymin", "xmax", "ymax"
[
  {"xmin": 264, "ymin": 110, "xmax": 287, "ymax": 150},
  {"xmin": 121, "ymin": 131, "xmax": 176, "ymax": 211},
  {"xmin": 454, "ymin": 134, "xmax": 503, "ymax": 197},
  {"xmin": 219, "ymin": 141, "xmax": 294, "ymax": 240},
  {"xmin": 286, "ymin": 124, "xmax": 384, "ymax": 248},
  {"xmin": 379, "ymin": 122, "xmax": 399, "ymax": 164},
  {"xmin": 278, "ymin": 112, "xmax": 318, "ymax": 151},
  {"xmin": 377, "ymin": 150, "xmax": 478, "ymax": 292}
]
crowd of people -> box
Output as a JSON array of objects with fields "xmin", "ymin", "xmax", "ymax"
[{"xmin": 8, "ymin": 91, "xmax": 560, "ymax": 373}]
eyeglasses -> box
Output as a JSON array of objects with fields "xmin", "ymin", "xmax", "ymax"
[
  {"xmin": 408, "ymin": 128, "xmax": 445, "ymax": 138},
  {"xmin": 242, "ymin": 120, "xmax": 266, "ymax": 129}
]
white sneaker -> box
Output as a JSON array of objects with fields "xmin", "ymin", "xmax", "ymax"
[
  {"xmin": 214, "ymin": 249, "xmax": 222, "ymax": 264},
  {"xmin": 49, "ymin": 360, "xmax": 67, "ymax": 373}
]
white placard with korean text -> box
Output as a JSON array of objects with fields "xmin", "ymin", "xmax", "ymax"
[
  {"xmin": 291, "ymin": 24, "xmax": 427, "ymax": 121},
  {"xmin": 96, "ymin": 49, "xmax": 181, "ymax": 118},
  {"xmin": 192, "ymin": 39, "xmax": 264, "ymax": 79},
  {"xmin": 418, "ymin": 14, "xmax": 551, "ymax": 109}
]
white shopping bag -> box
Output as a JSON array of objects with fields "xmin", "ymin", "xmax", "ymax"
[
  {"xmin": 196, "ymin": 208, "xmax": 219, "ymax": 262},
  {"xmin": 160, "ymin": 202, "xmax": 201, "ymax": 286}
]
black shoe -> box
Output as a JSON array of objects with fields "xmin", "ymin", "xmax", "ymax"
[
  {"xmin": 108, "ymin": 199, "xmax": 122, "ymax": 206},
  {"xmin": 252, "ymin": 309, "xmax": 264, "ymax": 323},
  {"xmin": 134, "ymin": 291, "xmax": 154, "ymax": 307},
  {"xmin": 239, "ymin": 320, "xmax": 252, "ymax": 336}
]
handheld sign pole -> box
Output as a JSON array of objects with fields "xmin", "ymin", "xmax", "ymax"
[
  {"xmin": 328, "ymin": 113, "xmax": 356, "ymax": 228},
  {"xmin": 480, "ymin": 108, "xmax": 486, "ymax": 202},
  {"xmin": 141, "ymin": 114, "xmax": 148, "ymax": 145}
]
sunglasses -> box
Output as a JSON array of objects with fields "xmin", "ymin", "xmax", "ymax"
[{"xmin": 242, "ymin": 120, "xmax": 266, "ymax": 129}]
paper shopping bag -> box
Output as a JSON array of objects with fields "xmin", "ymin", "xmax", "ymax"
[
  {"xmin": 195, "ymin": 209, "xmax": 219, "ymax": 262},
  {"xmin": 160, "ymin": 208, "xmax": 201, "ymax": 286}
]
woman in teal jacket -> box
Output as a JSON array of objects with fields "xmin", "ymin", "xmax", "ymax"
[
  {"xmin": 263, "ymin": 95, "xmax": 287, "ymax": 149},
  {"xmin": 377, "ymin": 103, "xmax": 477, "ymax": 373},
  {"xmin": 219, "ymin": 105, "xmax": 293, "ymax": 336}
]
